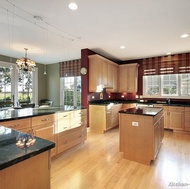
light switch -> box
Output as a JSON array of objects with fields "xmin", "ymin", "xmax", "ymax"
[{"xmin": 132, "ymin": 122, "xmax": 139, "ymax": 126}]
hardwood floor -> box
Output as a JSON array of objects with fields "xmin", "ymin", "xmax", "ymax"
[{"xmin": 51, "ymin": 128, "xmax": 190, "ymax": 189}]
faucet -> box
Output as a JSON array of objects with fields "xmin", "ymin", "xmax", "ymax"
[{"xmin": 166, "ymin": 98, "xmax": 170, "ymax": 104}]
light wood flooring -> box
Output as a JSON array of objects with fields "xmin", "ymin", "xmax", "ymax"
[{"xmin": 51, "ymin": 128, "xmax": 190, "ymax": 189}]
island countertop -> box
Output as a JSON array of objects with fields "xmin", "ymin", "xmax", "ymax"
[
  {"xmin": 0, "ymin": 125, "xmax": 55, "ymax": 170},
  {"xmin": 119, "ymin": 107, "xmax": 163, "ymax": 116},
  {"xmin": 0, "ymin": 106, "xmax": 86, "ymax": 122}
]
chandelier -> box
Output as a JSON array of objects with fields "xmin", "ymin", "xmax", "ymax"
[{"xmin": 16, "ymin": 48, "xmax": 36, "ymax": 71}]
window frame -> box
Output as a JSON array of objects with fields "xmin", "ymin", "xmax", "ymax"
[
  {"xmin": 60, "ymin": 76, "xmax": 81, "ymax": 108},
  {"xmin": 143, "ymin": 73, "xmax": 190, "ymax": 99},
  {"xmin": 0, "ymin": 61, "xmax": 38, "ymax": 107}
]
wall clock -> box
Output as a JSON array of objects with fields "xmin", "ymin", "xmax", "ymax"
[{"xmin": 80, "ymin": 67, "xmax": 87, "ymax": 75}]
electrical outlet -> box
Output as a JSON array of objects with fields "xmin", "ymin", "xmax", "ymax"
[{"xmin": 132, "ymin": 122, "xmax": 139, "ymax": 126}]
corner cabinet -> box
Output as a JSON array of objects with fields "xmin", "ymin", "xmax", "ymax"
[
  {"xmin": 88, "ymin": 54, "xmax": 118, "ymax": 92},
  {"xmin": 118, "ymin": 63, "xmax": 138, "ymax": 93}
]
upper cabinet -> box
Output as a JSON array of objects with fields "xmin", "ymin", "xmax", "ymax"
[
  {"xmin": 88, "ymin": 54, "xmax": 118, "ymax": 92},
  {"xmin": 118, "ymin": 63, "xmax": 138, "ymax": 93}
]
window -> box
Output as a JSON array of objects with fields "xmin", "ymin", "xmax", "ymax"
[
  {"xmin": 60, "ymin": 76, "xmax": 81, "ymax": 108},
  {"xmin": 180, "ymin": 74, "xmax": 190, "ymax": 96},
  {"xmin": 143, "ymin": 75, "xmax": 160, "ymax": 95},
  {"xmin": 161, "ymin": 74, "xmax": 178, "ymax": 96},
  {"xmin": 143, "ymin": 74, "xmax": 190, "ymax": 98},
  {"xmin": 0, "ymin": 67, "xmax": 12, "ymax": 102},
  {"xmin": 18, "ymin": 71, "xmax": 34, "ymax": 103},
  {"xmin": 0, "ymin": 61, "xmax": 38, "ymax": 107}
]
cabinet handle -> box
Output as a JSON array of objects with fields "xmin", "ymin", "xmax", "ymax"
[
  {"xmin": 63, "ymin": 115, "xmax": 68, "ymax": 117},
  {"xmin": 41, "ymin": 118, "xmax": 49, "ymax": 121},
  {"xmin": 11, "ymin": 124, "xmax": 19, "ymax": 127}
]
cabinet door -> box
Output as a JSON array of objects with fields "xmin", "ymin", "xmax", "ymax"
[
  {"xmin": 169, "ymin": 110, "xmax": 184, "ymax": 130},
  {"xmin": 112, "ymin": 64, "xmax": 118, "ymax": 92},
  {"xmin": 127, "ymin": 65, "xmax": 138, "ymax": 93},
  {"xmin": 32, "ymin": 114, "xmax": 56, "ymax": 157},
  {"xmin": 118, "ymin": 63, "xmax": 138, "ymax": 93},
  {"xmin": 118, "ymin": 65, "xmax": 128, "ymax": 92},
  {"xmin": 89, "ymin": 55, "xmax": 103, "ymax": 92},
  {"xmin": 164, "ymin": 111, "xmax": 170, "ymax": 128},
  {"xmin": 185, "ymin": 107, "xmax": 190, "ymax": 131},
  {"xmin": 33, "ymin": 123, "xmax": 56, "ymax": 157},
  {"xmin": 89, "ymin": 105, "xmax": 106, "ymax": 133}
]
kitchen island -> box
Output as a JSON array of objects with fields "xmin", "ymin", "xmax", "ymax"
[
  {"xmin": 0, "ymin": 125, "xmax": 55, "ymax": 189},
  {"xmin": 119, "ymin": 107, "xmax": 164, "ymax": 165}
]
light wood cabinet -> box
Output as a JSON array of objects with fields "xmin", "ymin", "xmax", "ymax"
[
  {"xmin": 0, "ymin": 151, "xmax": 51, "ymax": 189},
  {"xmin": 56, "ymin": 109, "xmax": 87, "ymax": 155},
  {"xmin": 121, "ymin": 103, "xmax": 136, "ymax": 110},
  {"xmin": 184, "ymin": 107, "xmax": 190, "ymax": 132},
  {"xmin": 89, "ymin": 104, "xmax": 122, "ymax": 134},
  {"xmin": 119, "ymin": 109, "xmax": 164, "ymax": 165},
  {"xmin": 0, "ymin": 118, "xmax": 31, "ymax": 133},
  {"xmin": 32, "ymin": 114, "xmax": 56, "ymax": 157},
  {"xmin": 163, "ymin": 106, "xmax": 184, "ymax": 131},
  {"xmin": 118, "ymin": 63, "xmax": 138, "ymax": 93},
  {"xmin": 88, "ymin": 54, "xmax": 118, "ymax": 92},
  {"xmin": 57, "ymin": 125, "xmax": 87, "ymax": 154}
]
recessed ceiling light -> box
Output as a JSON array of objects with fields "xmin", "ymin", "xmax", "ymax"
[
  {"xmin": 120, "ymin": 45, "xmax": 125, "ymax": 49},
  {"xmin": 166, "ymin": 52, "xmax": 171, "ymax": 55},
  {"xmin": 181, "ymin": 34, "xmax": 189, "ymax": 38},
  {"xmin": 68, "ymin": 2, "xmax": 78, "ymax": 10}
]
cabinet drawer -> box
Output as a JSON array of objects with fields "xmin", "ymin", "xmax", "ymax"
[
  {"xmin": 169, "ymin": 106, "xmax": 184, "ymax": 111},
  {"xmin": 1, "ymin": 118, "xmax": 31, "ymax": 131},
  {"xmin": 57, "ymin": 120, "xmax": 70, "ymax": 132},
  {"xmin": 74, "ymin": 109, "xmax": 87, "ymax": 117},
  {"xmin": 57, "ymin": 127, "xmax": 87, "ymax": 153},
  {"xmin": 185, "ymin": 107, "xmax": 190, "ymax": 112},
  {"xmin": 57, "ymin": 111, "xmax": 73, "ymax": 120},
  {"xmin": 32, "ymin": 114, "xmax": 55, "ymax": 127}
]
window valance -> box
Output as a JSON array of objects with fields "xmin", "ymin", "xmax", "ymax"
[
  {"xmin": 142, "ymin": 53, "xmax": 190, "ymax": 76},
  {"xmin": 59, "ymin": 59, "xmax": 81, "ymax": 77}
]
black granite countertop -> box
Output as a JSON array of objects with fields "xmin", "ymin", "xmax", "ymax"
[
  {"xmin": 0, "ymin": 126, "xmax": 55, "ymax": 170},
  {"xmin": 89, "ymin": 99, "xmax": 190, "ymax": 107},
  {"xmin": 119, "ymin": 107, "xmax": 163, "ymax": 116},
  {"xmin": 0, "ymin": 106, "xmax": 86, "ymax": 122}
]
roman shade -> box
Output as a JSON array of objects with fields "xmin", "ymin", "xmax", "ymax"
[
  {"xmin": 142, "ymin": 53, "xmax": 190, "ymax": 76},
  {"xmin": 59, "ymin": 59, "xmax": 81, "ymax": 77}
]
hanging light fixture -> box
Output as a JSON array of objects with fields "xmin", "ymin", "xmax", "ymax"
[{"xmin": 16, "ymin": 48, "xmax": 36, "ymax": 71}]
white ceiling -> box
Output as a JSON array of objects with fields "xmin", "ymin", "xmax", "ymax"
[{"xmin": 0, "ymin": 0, "xmax": 190, "ymax": 64}]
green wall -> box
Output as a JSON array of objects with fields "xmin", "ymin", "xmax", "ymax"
[{"xmin": 46, "ymin": 63, "xmax": 60, "ymax": 106}]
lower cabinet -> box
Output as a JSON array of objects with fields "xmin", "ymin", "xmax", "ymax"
[
  {"xmin": 89, "ymin": 104, "xmax": 122, "ymax": 134},
  {"xmin": 119, "ymin": 109, "xmax": 164, "ymax": 165},
  {"xmin": 32, "ymin": 114, "xmax": 56, "ymax": 157},
  {"xmin": 185, "ymin": 107, "xmax": 190, "ymax": 132},
  {"xmin": 0, "ymin": 109, "xmax": 87, "ymax": 158},
  {"xmin": 57, "ymin": 125, "xmax": 87, "ymax": 154},
  {"xmin": 55, "ymin": 109, "xmax": 87, "ymax": 155},
  {"xmin": 163, "ymin": 106, "xmax": 184, "ymax": 131}
]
